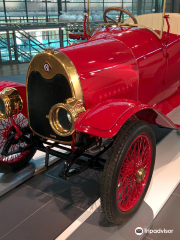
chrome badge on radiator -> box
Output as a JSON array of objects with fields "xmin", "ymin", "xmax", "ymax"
[{"xmin": 43, "ymin": 62, "xmax": 51, "ymax": 73}]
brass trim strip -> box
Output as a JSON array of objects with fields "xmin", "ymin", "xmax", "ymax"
[
  {"xmin": 89, "ymin": 22, "xmax": 163, "ymax": 40},
  {"xmin": 87, "ymin": 0, "xmax": 90, "ymax": 35},
  {"xmin": 35, "ymin": 167, "xmax": 47, "ymax": 175},
  {"xmin": 160, "ymin": 0, "xmax": 167, "ymax": 39},
  {"xmin": 117, "ymin": 23, "xmax": 162, "ymax": 39}
]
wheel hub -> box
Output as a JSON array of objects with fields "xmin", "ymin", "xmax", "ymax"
[{"xmin": 136, "ymin": 167, "xmax": 145, "ymax": 183}]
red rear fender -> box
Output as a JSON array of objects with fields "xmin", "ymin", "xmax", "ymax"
[
  {"xmin": 0, "ymin": 81, "xmax": 27, "ymax": 117},
  {"xmin": 75, "ymin": 99, "xmax": 177, "ymax": 138}
]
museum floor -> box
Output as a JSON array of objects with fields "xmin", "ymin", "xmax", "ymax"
[{"xmin": 0, "ymin": 63, "xmax": 180, "ymax": 240}]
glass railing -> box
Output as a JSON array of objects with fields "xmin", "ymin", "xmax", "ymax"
[
  {"xmin": 0, "ymin": 34, "xmax": 32, "ymax": 63},
  {"xmin": 0, "ymin": 19, "xmax": 105, "ymax": 63}
]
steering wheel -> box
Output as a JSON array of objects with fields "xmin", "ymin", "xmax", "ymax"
[{"xmin": 103, "ymin": 7, "xmax": 138, "ymax": 25}]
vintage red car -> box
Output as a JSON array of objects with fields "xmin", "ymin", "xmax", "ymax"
[{"xmin": 0, "ymin": 0, "xmax": 179, "ymax": 224}]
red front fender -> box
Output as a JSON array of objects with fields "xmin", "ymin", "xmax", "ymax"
[
  {"xmin": 0, "ymin": 81, "xmax": 27, "ymax": 118},
  {"xmin": 75, "ymin": 99, "xmax": 177, "ymax": 138}
]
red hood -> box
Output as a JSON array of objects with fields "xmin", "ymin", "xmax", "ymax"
[
  {"xmin": 0, "ymin": 81, "xmax": 25, "ymax": 91},
  {"xmin": 57, "ymin": 38, "xmax": 138, "ymax": 109}
]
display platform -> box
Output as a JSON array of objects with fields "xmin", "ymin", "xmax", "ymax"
[
  {"xmin": 59, "ymin": 200, "xmax": 153, "ymax": 240},
  {"xmin": 0, "ymin": 150, "xmax": 61, "ymax": 197},
  {"xmin": 144, "ymin": 130, "xmax": 180, "ymax": 217},
  {"xmin": 0, "ymin": 160, "xmax": 35, "ymax": 197}
]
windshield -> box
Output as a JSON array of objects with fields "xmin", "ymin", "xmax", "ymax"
[{"xmin": 87, "ymin": 0, "xmax": 167, "ymax": 39}]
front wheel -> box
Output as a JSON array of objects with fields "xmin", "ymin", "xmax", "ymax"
[
  {"xmin": 0, "ymin": 113, "xmax": 36, "ymax": 173},
  {"xmin": 100, "ymin": 121, "xmax": 156, "ymax": 224}
]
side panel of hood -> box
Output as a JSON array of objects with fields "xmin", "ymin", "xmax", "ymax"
[
  {"xmin": 91, "ymin": 27, "xmax": 167, "ymax": 106},
  {"xmin": 58, "ymin": 38, "xmax": 138, "ymax": 109}
]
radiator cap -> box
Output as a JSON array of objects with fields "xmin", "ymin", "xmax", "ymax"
[{"xmin": 44, "ymin": 46, "xmax": 55, "ymax": 54}]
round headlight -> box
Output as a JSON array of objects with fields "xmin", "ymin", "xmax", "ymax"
[
  {"xmin": 49, "ymin": 98, "xmax": 85, "ymax": 137},
  {"xmin": 49, "ymin": 106, "xmax": 73, "ymax": 136},
  {"xmin": 58, "ymin": 108, "xmax": 72, "ymax": 131}
]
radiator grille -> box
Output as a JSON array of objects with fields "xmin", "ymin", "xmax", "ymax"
[{"xmin": 27, "ymin": 71, "xmax": 72, "ymax": 142}]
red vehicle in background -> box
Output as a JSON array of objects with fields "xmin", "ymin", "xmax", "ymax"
[{"xmin": 0, "ymin": 0, "xmax": 179, "ymax": 224}]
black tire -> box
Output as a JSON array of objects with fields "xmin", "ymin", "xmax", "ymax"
[
  {"xmin": 0, "ymin": 113, "xmax": 36, "ymax": 173},
  {"xmin": 100, "ymin": 120, "xmax": 156, "ymax": 224},
  {"xmin": 0, "ymin": 149, "xmax": 36, "ymax": 173}
]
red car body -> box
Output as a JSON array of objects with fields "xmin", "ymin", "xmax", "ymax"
[
  {"xmin": 57, "ymin": 27, "xmax": 180, "ymax": 138},
  {"xmin": 1, "ymin": 26, "xmax": 179, "ymax": 138},
  {"xmin": 1, "ymin": 3, "xmax": 180, "ymax": 224}
]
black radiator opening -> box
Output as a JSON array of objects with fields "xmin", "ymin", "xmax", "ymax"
[{"xmin": 27, "ymin": 71, "xmax": 72, "ymax": 142}]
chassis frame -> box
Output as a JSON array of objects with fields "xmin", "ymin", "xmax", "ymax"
[{"xmin": 1, "ymin": 122, "xmax": 113, "ymax": 179}]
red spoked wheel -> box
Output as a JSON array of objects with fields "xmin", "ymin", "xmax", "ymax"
[
  {"xmin": 117, "ymin": 134, "xmax": 152, "ymax": 212},
  {"xmin": 0, "ymin": 113, "xmax": 36, "ymax": 173},
  {"xmin": 100, "ymin": 121, "xmax": 156, "ymax": 224}
]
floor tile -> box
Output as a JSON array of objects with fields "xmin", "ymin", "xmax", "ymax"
[
  {"xmin": 1, "ymin": 198, "xmax": 84, "ymax": 240},
  {"xmin": 46, "ymin": 161, "xmax": 97, "ymax": 186},
  {"xmin": 0, "ymin": 63, "xmax": 29, "ymax": 76},
  {"xmin": 0, "ymin": 185, "xmax": 52, "ymax": 238},
  {"xmin": 146, "ymin": 193, "xmax": 180, "ymax": 240},
  {"xmin": 43, "ymin": 158, "xmax": 64, "ymax": 173},
  {"xmin": 24, "ymin": 173, "xmax": 70, "ymax": 197},
  {"xmin": 0, "ymin": 161, "xmax": 35, "ymax": 197},
  {"xmin": 56, "ymin": 172, "xmax": 101, "ymax": 210}
]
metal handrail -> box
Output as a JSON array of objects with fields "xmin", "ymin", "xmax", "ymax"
[
  {"xmin": 0, "ymin": 20, "xmax": 104, "ymax": 26},
  {"xmin": 0, "ymin": 44, "xmax": 31, "ymax": 62},
  {"xmin": 0, "ymin": 35, "xmax": 31, "ymax": 61},
  {"xmin": 15, "ymin": 48, "xmax": 31, "ymax": 61},
  {"xmin": 14, "ymin": 24, "xmax": 46, "ymax": 50},
  {"xmin": 0, "ymin": 38, "xmax": 8, "ymax": 48},
  {"xmin": 0, "ymin": 20, "xmax": 104, "ymax": 63},
  {"xmin": 0, "ymin": 34, "xmax": 39, "ymax": 57},
  {"xmin": 14, "ymin": 28, "xmax": 45, "ymax": 51},
  {"xmin": 0, "ymin": 36, "xmax": 8, "ymax": 45},
  {"xmin": 14, "ymin": 34, "xmax": 41, "ymax": 53}
]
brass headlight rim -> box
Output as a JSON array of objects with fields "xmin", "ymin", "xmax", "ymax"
[{"xmin": 49, "ymin": 103, "xmax": 75, "ymax": 137}]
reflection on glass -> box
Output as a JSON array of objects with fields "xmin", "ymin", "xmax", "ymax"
[{"xmin": 0, "ymin": 0, "xmax": 175, "ymax": 62}]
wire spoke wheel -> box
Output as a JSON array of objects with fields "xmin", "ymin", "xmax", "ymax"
[
  {"xmin": 100, "ymin": 121, "xmax": 156, "ymax": 224},
  {"xmin": 117, "ymin": 134, "xmax": 152, "ymax": 211},
  {"xmin": 0, "ymin": 113, "xmax": 36, "ymax": 173}
]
